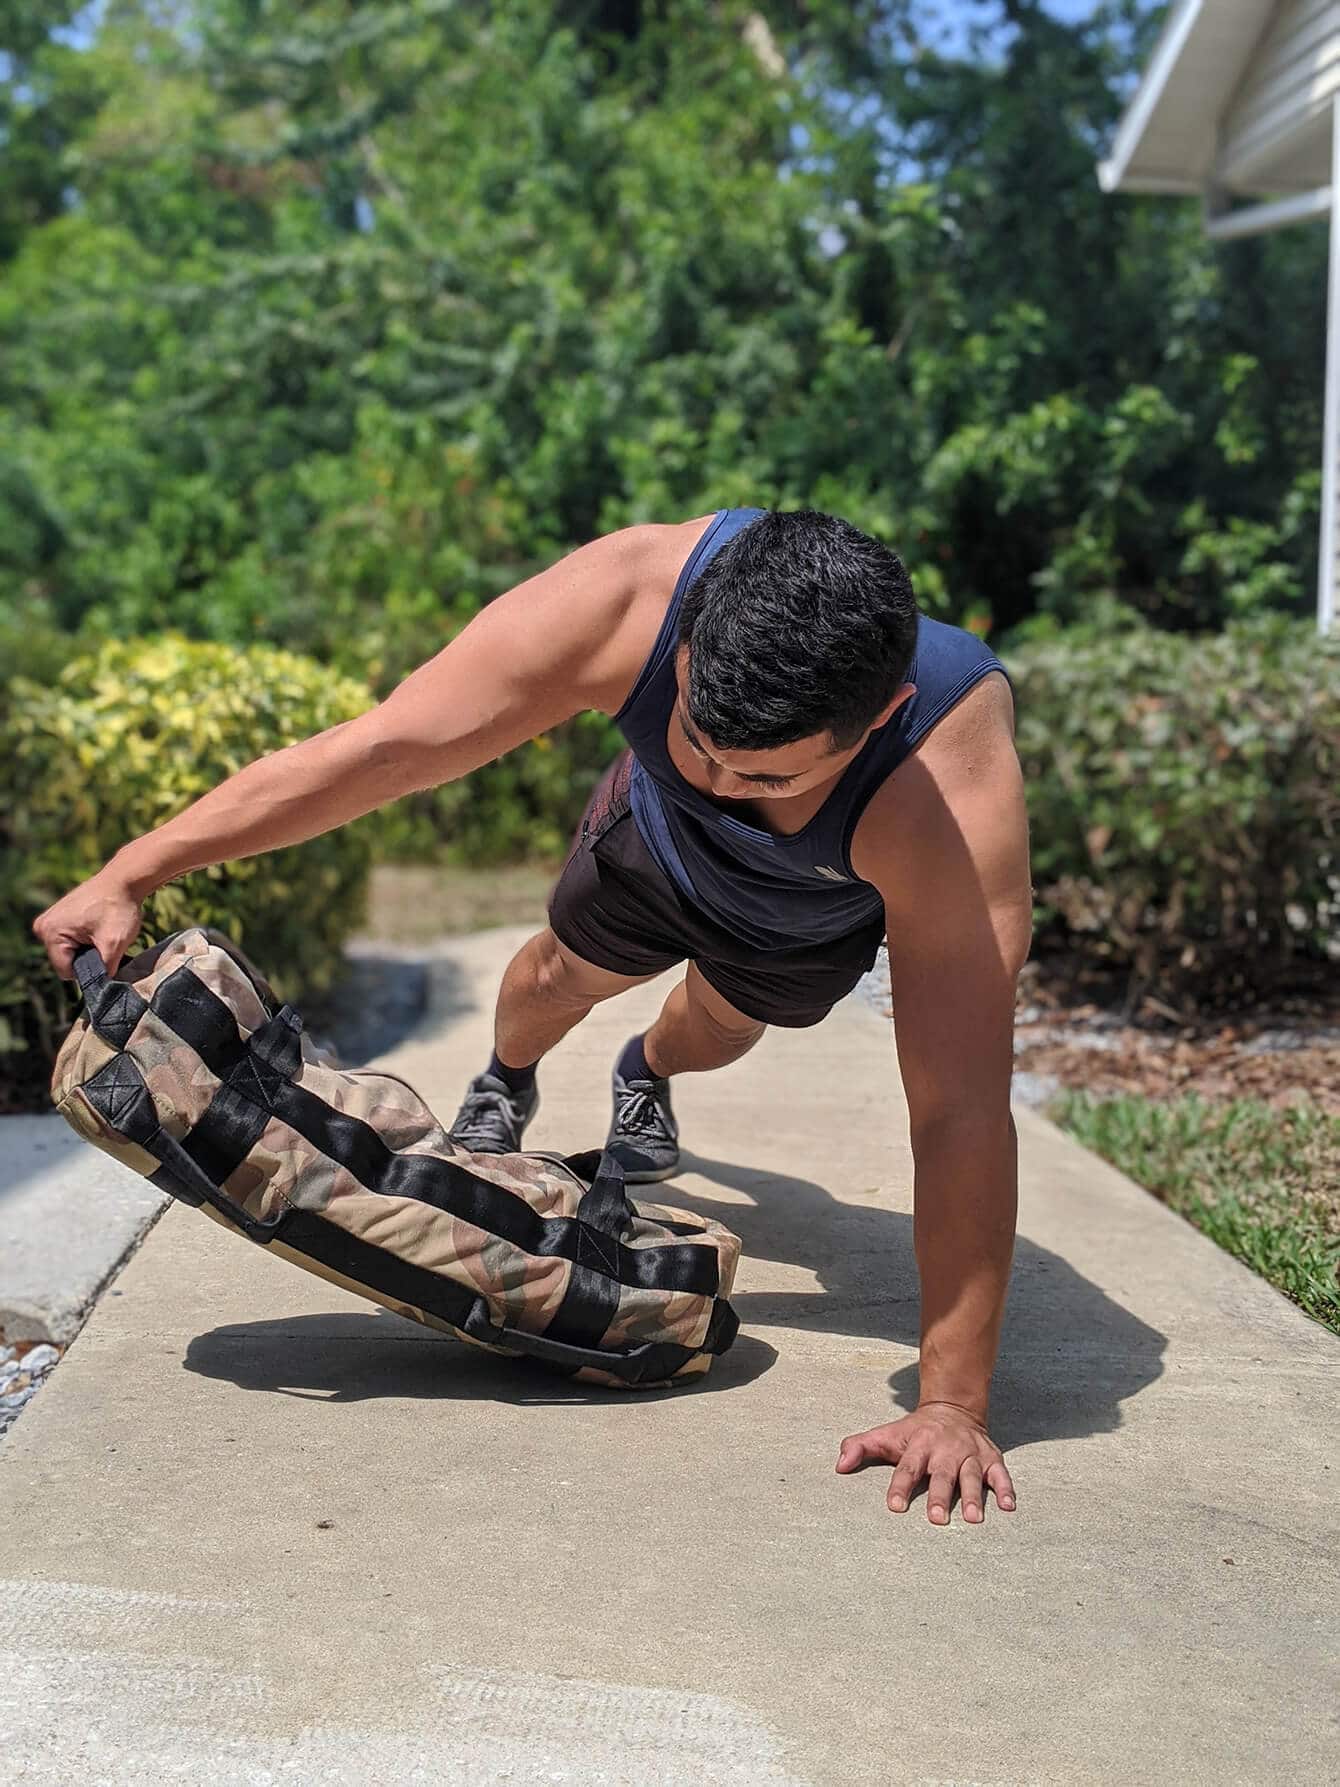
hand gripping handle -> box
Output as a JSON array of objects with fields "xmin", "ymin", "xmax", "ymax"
[{"xmin": 72, "ymin": 944, "xmax": 108, "ymax": 995}]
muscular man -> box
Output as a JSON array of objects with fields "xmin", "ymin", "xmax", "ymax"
[{"xmin": 35, "ymin": 507, "xmax": 1031, "ymax": 1526}]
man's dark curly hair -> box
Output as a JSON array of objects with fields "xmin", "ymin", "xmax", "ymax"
[{"xmin": 676, "ymin": 509, "xmax": 918, "ymax": 752}]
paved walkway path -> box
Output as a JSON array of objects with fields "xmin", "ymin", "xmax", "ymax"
[
  {"xmin": 0, "ymin": 1114, "xmax": 166, "ymax": 1344},
  {"xmin": 1, "ymin": 926, "xmax": 1336, "ymax": 1784}
]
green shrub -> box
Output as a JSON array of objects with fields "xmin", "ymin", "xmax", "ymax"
[
  {"xmin": 2, "ymin": 633, "xmax": 376, "ymax": 1111},
  {"xmin": 0, "ymin": 603, "xmax": 92, "ymax": 710},
  {"xmin": 1006, "ymin": 614, "xmax": 1340, "ymax": 1001},
  {"xmin": 378, "ymin": 710, "xmax": 623, "ymax": 866}
]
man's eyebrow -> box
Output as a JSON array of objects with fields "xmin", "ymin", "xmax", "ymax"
[
  {"xmin": 677, "ymin": 709, "xmax": 796, "ymax": 784},
  {"xmin": 678, "ymin": 709, "xmax": 706, "ymax": 754}
]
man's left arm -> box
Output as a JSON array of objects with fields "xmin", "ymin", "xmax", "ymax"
[{"xmin": 839, "ymin": 673, "xmax": 1033, "ymax": 1523}]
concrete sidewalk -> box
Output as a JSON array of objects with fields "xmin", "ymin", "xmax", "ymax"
[
  {"xmin": 1, "ymin": 926, "xmax": 1336, "ymax": 1785},
  {"xmin": 0, "ymin": 1115, "xmax": 166, "ymax": 1344}
]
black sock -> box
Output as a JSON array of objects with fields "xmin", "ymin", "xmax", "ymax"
[
  {"xmin": 487, "ymin": 1050, "xmax": 537, "ymax": 1096},
  {"xmin": 616, "ymin": 1033, "xmax": 658, "ymax": 1084}
]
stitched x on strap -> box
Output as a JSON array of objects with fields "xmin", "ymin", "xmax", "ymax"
[
  {"xmin": 220, "ymin": 1007, "xmax": 304, "ymax": 1111},
  {"xmin": 82, "ymin": 1053, "xmax": 159, "ymax": 1146},
  {"xmin": 573, "ymin": 1221, "xmax": 621, "ymax": 1278},
  {"xmin": 225, "ymin": 1051, "xmax": 288, "ymax": 1112},
  {"xmin": 84, "ymin": 980, "xmax": 147, "ymax": 1051}
]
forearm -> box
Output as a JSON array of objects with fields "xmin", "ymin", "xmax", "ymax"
[
  {"xmin": 911, "ymin": 1113, "xmax": 1018, "ymax": 1421},
  {"xmin": 108, "ymin": 716, "xmax": 423, "ymax": 899}
]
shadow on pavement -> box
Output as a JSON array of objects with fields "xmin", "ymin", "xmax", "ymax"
[
  {"xmin": 674, "ymin": 1151, "xmax": 1167, "ymax": 1454},
  {"xmin": 184, "ymin": 1308, "xmax": 776, "ymax": 1406},
  {"xmin": 302, "ymin": 949, "xmax": 476, "ymax": 1068},
  {"xmin": 182, "ymin": 1144, "xmax": 1163, "ymax": 1444}
]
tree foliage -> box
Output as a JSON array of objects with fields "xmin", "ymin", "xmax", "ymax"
[{"xmin": 1, "ymin": 1, "xmax": 1326, "ymax": 697}]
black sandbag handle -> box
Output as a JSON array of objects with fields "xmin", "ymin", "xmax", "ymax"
[
  {"xmin": 455, "ymin": 1293, "xmax": 737, "ymax": 1382},
  {"xmin": 143, "ymin": 1117, "xmax": 288, "ymax": 1245},
  {"xmin": 563, "ymin": 1146, "xmax": 636, "ymax": 1240},
  {"xmin": 72, "ymin": 944, "xmax": 108, "ymax": 994}
]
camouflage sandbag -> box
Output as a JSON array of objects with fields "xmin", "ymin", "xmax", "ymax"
[{"xmin": 50, "ymin": 927, "xmax": 741, "ymax": 1389}]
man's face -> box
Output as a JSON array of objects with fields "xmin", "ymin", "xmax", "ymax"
[{"xmin": 671, "ymin": 647, "xmax": 915, "ymax": 802}]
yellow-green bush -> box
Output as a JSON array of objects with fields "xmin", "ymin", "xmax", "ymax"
[{"xmin": 2, "ymin": 634, "xmax": 376, "ymax": 1110}]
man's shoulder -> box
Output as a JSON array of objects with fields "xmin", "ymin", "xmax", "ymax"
[
  {"xmin": 491, "ymin": 514, "xmax": 714, "ymax": 717},
  {"xmin": 575, "ymin": 514, "xmax": 719, "ymax": 714},
  {"xmin": 849, "ymin": 670, "xmax": 1021, "ymax": 891},
  {"xmin": 632, "ymin": 513, "xmax": 721, "ymax": 600}
]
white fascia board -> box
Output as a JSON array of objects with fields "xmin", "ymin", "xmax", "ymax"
[
  {"xmin": 1099, "ymin": 0, "xmax": 1208, "ymax": 193},
  {"xmin": 1097, "ymin": 163, "xmax": 1202, "ymax": 193}
]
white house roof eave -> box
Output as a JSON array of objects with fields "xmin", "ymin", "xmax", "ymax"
[{"xmin": 1097, "ymin": 0, "xmax": 1275, "ymax": 193}]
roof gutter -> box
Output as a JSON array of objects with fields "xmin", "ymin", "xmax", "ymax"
[{"xmin": 1203, "ymin": 184, "xmax": 1334, "ymax": 238}]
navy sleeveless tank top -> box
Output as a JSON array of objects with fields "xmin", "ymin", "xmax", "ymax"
[{"xmin": 613, "ymin": 507, "xmax": 1010, "ymax": 951}]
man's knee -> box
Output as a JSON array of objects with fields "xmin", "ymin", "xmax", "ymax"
[
  {"xmin": 684, "ymin": 965, "xmax": 767, "ymax": 1047},
  {"xmin": 527, "ymin": 928, "xmax": 647, "ymax": 1013}
]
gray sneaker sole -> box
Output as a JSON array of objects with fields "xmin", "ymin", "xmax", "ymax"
[{"xmin": 612, "ymin": 1156, "xmax": 681, "ymax": 1185}]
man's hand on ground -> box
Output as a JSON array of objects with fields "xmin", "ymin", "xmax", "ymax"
[{"xmin": 835, "ymin": 1402, "xmax": 1016, "ymax": 1523}]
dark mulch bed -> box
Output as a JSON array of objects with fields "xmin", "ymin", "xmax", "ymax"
[{"xmin": 1013, "ymin": 949, "xmax": 1340, "ymax": 1116}]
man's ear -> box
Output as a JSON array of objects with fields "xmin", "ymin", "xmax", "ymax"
[{"xmin": 873, "ymin": 682, "xmax": 917, "ymax": 729}]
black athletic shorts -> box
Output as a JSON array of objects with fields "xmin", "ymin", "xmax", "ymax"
[{"xmin": 547, "ymin": 752, "xmax": 886, "ymax": 1029}]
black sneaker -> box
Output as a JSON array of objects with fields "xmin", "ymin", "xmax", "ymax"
[
  {"xmin": 606, "ymin": 1069, "xmax": 680, "ymax": 1183},
  {"xmin": 448, "ymin": 1071, "xmax": 538, "ymax": 1155}
]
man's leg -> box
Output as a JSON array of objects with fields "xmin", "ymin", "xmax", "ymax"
[
  {"xmin": 494, "ymin": 926, "xmax": 662, "ymax": 1068},
  {"xmin": 606, "ymin": 964, "xmax": 767, "ymax": 1182},
  {"xmin": 449, "ymin": 926, "xmax": 664, "ymax": 1152},
  {"xmin": 642, "ymin": 962, "xmax": 767, "ymax": 1077}
]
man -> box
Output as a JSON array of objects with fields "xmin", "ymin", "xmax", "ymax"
[{"xmin": 35, "ymin": 506, "xmax": 1031, "ymax": 1526}]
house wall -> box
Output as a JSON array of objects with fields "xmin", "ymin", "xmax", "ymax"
[{"xmin": 1217, "ymin": 0, "xmax": 1340, "ymax": 186}]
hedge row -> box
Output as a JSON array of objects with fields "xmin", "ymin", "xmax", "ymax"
[
  {"xmin": 1006, "ymin": 613, "xmax": 1340, "ymax": 1001},
  {"xmin": 2, "ymin": 634, "xmax": 376, "ymax": 1112},
  {"xmin": 5, "ymin": 614, "xmax": 1337, "ymax": 1109}
]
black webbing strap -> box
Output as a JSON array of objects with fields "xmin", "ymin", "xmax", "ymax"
[
  {"xmin": 72, "ymin": 946, "xmax": 737, "ymax": 1380},
  {"xmin": 77, "ymin": 1046, "xmax": 287, "ymax": 1244},
  {"xmin": 145, "ymin": 967, "xmax": 721, "ymax": 1298},
  {"xmin": 557, "ymin": 1150, "xmax": 707, "ymax": 1237},
  {"xmin": 73, "ymin": 947, "xmax": 147, "ymax": 1049},
  {"xmin": 542, "ymin": 1148, "xmax": 629, "ymax": 1350}
]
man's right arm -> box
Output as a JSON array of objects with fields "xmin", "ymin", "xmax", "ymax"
[{"xmin": 33, "ymin": 523, "xmax": 661, "ymax": 977}]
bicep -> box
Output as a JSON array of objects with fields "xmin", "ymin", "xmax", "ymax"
[{"xmin": 358, "ymin": 525, "xmax": 656, "ymax": 788}]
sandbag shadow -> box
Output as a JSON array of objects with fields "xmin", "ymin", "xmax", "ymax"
[
  {"xmin": 184, "ymin": 1307, "xmax": 776, "ymax": 1407},
  {"xmin": 182, "ymin": 1147, "xmax": 1164, "ymax": 1443}
]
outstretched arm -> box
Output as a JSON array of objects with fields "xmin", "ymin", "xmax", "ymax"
[
  {"xmin": 838, "ymin": 672, "xmax": 1033, "ymax": 1522},
  {"xmin": 33, "ymin": 524, "xmax": 657, "ymax": 977}
]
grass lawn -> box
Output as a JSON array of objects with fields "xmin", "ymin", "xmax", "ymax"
[{"xmin": 1051, "ymin": 1091, "xmax": 1340, "ymax": 1337}]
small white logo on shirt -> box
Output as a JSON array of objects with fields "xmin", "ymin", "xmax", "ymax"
[{"xmin": 814, "ymin": 865, "xmax": 849, "ymax": 882}]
